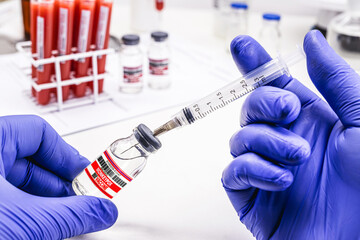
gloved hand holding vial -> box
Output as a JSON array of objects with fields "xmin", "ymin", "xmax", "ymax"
[{"xmin": 0, "ymin": 115, "xmax": 117, "ymax": 239}]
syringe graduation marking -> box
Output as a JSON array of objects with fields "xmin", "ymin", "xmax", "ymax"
[{"xmin": 185, "ymin": 80, "xmax": 266, "ymax": 124}]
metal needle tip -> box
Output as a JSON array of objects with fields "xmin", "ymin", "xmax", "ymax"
[{"xmin": 153, "ymin": 118, "xmax": 181, "ymax": 137}]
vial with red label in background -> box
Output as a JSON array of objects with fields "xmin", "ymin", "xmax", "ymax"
[
  {"xmin": 148, "ymin": 31, "xmax": 171, "ymax": 89},
  {"xmin": 72, "ymin": 124, "xmax": 161, "ymax": 200},
  {"xmin": 119, "ymin": 34, "xmax": 144, "ymax": 94}
]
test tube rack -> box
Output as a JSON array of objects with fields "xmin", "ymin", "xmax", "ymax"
[{"xmin": 16, "ymin": 41, "xmax": 116, "ymax": 112}]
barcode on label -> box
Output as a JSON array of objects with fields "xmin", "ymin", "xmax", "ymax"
[{"xmin": 98, "ymin": 156, "xmax": 127, "ymax": 188}]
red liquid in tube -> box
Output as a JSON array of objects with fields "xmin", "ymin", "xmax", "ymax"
[
  {"xmin": 56, "ymin": 0, "xmax": 75, "ymax": 101},
  {"xmin": 91, "ymin": 0, "xmax": 100, "ymax": 45},
  {"xmin": 53, "ymin": 0, "xmax": 59, "ymax": 50},
  {"xmin": 50, "ymin": 0, "xmax": 59, "ymax": 95},
  {"xmin": 70, "ymin": 0, "xmax": 80, "ymax": 79},
  {"xmin": 74, "ymin": 0, "xmax": 96, "ymax": 98},
  {"xmin": 30, "ymin": 0, "xmax": 38, "ymax": 97},
  {"xmin": 72, "ymin": 0, "xmax": 80, "ymax": 49},
  {"xmin": 155, "ymin": 0, "xmax": 164, "ymax": 11},
  {"xmin": 36, "ymin": 0, "xmax": 54, "ymax": 105},
  {"xmin": 89, "ymin": 0, "xmax": 113, "ymax": 93}
]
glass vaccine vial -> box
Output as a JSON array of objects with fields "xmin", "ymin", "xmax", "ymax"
[
  {"xmin": 72, "ymin": 124, "xmax": 162, "ymax": 199},
  {"xmin": 259, "ymin": 13, "xmax": 281, "ymax": 57},
  {"xmin": 119, "ymin": 34, "xmax": 144, "ymax": 93},
  {"xmin": 148, "ymin": 31, "xmax": 171, "ymax": 89},
  {"xmin": 327, "ymin": 0, "xmax": 360, "ymax": 71},
  {"xmin": 225, "ymin": 2, "xmax": 248, "ymax": 52}
]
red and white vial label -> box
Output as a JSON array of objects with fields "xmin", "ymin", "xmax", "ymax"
[
  {"xmin": 149, "ymin": 58, "xmax": 169, "ymax": 75},
  {"xmin": 85, "ymin": 149, "xmax": 133, "ymax": 199},
  {"xmin": 123, "ymin": 65, "xmax": 143, "ymax": 84}
]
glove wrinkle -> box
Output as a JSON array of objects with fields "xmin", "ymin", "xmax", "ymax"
[
  {"xmin": 17, "ymin": 160, "xmax": 33, "ymax": 189},
  {"xmin": 239, "ymin": 188, "xmax": 258, "ymax": 222}
]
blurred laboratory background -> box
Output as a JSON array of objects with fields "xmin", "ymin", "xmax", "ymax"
[{"xmin": 0, "ymin": 0, "xmax": 357, "ymax": 239}]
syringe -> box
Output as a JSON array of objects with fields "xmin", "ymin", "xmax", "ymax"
[{"xmin": 153, "ymin": 47, "xmax": 305, "ymax": 137}]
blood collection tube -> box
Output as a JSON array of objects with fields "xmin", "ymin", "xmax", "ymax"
[
  {"xmin": 155, "ymin": 0, "xmax": 164, "ymax": 11},
  {"xmin": 53, "ymin": 0, "xmax": 59, "ymax": 50},
  {"xmin": 91, "ymin": 0, "xmax": 100, "ymax": 45},
  {"xmin": 89, "ymin": 0, "xmax": 113, "ymax": 94},
  {"xmin": 50, "ymin": 0, "xmax": 59, "ymax": 96},
  {"xmin": 30, "ymin": 0, "xmax": 39, "ymax": 97},
  {"xmin": 22, "ymin": 0, "xmax": 31, "ymax": 40},
  {"xmin": 70, "ymin": 0, "xmax": 80, "ymax": 77},
  {"xmin": 56, "ymin": 0, "xmax": 75, "ymax": 101},
  {"xmin": 74, "ymin": 0, "xmax": 96, "ymax": 98},
  {"xmin": 72, "ymin": 0, "xmax": 80, "ymax": 48},
  {"xmin": 36, "ymin": 0, "xmax": 54, "ymax": 105}
]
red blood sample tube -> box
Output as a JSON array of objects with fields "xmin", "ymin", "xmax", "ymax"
[
  {"xmin": 53, "ymin": 0, "xmax": 59, "ymax": 50},
  {"xmin": 91, "ymin": 0, "xmax": 100, "ymax": 45},
  {"xmin": 155, "ymin": 0, "xmax": 164, "ymax": 11},
  {"xmin": 36, "ymin": 0, "xmax": 54, "ymax": 105},
  {"xmin": 50, "ymin": 0, "xmax": 59, "ymax": 95},
  {"xmin": 30, "ymin": 0, "xmax": 39, "ymax": 97},
  {"xmin": 56, "ymin": 0, "xmax": 75, "ymax": 101},
  {"xmin": 85, "ymin": 0, "xmax": 100, "ymax": 81},
  {"xmin": 89, "ymin": 0, "xmax": 113, "ymax": 94},
  {"xmin": 72, "ymin": 0, "xmax": 80, "ymax": 49},
  {"xmin": 74, "ymin": 0, "xmax": 96, "ymax": 98},
  {"xmin": 70, "ymin": 0, "xmax": 80, "ymax": 79}
]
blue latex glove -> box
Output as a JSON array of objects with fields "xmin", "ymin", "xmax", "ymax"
[
  {"xmin": 0, "ymin": 115, "xmax": 118, "ymax": 239},
  {"xmin": 222, "ymin": 30, "xmax": 360, "ymax": 239}
]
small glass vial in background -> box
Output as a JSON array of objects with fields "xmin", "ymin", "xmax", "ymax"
[
  {"xmin": 259, "ymin": 13, "xmax": 281, "ymax": 57},
  {"xmin": 148, "ymin": 31, "xmax": 171, "ymax": 90},
  {"xmin": 327, "ymin": 0, "xmax": 360, "ymax": 71},
  {"xmin": 225, "ymin": 2, "xmax": 248, "ymax": 52},
  {"xmin": 213, "ymin": 0, "xmax": 230, "ymax": 38},
  {"xmin": 119, "ymin": 34, "xmax": 144, "ymax": 94},
  {"xmin": 72, "ymin": 124, "xmax": 162, "ymax": 200}
]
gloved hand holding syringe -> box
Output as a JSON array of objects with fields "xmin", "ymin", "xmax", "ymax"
[{"xmin": 72, "ymin": 47, "xmax": 305, "ymax": 199}]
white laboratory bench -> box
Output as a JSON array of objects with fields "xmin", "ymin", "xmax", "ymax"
[{"xmin": 0, "ymin": 1, "xmax": 319, "ymax": 240}]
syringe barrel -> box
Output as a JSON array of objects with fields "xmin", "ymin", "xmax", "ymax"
[
  {"xmin": 281, "ymin": 45, "xmax": 305, "ymax": 69},
  {"xmin": 172, "ymin": 108, "xmax": 192, "ymax": 126},
  {"xmin": 171, "ymin": 47, "xmax": 305, "ymax": 128}
]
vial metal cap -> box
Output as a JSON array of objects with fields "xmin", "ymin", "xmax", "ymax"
[
  {"xmin": 134, "ymin": 124, "xmax": 162, "ymax": 153},
  {"xmin": 151, "ymin": 31, "xmax": 169, "ymax": 42},
  {"xmin": 122, "ymin": 34, "xmax": 140, "ymax": 45}
]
